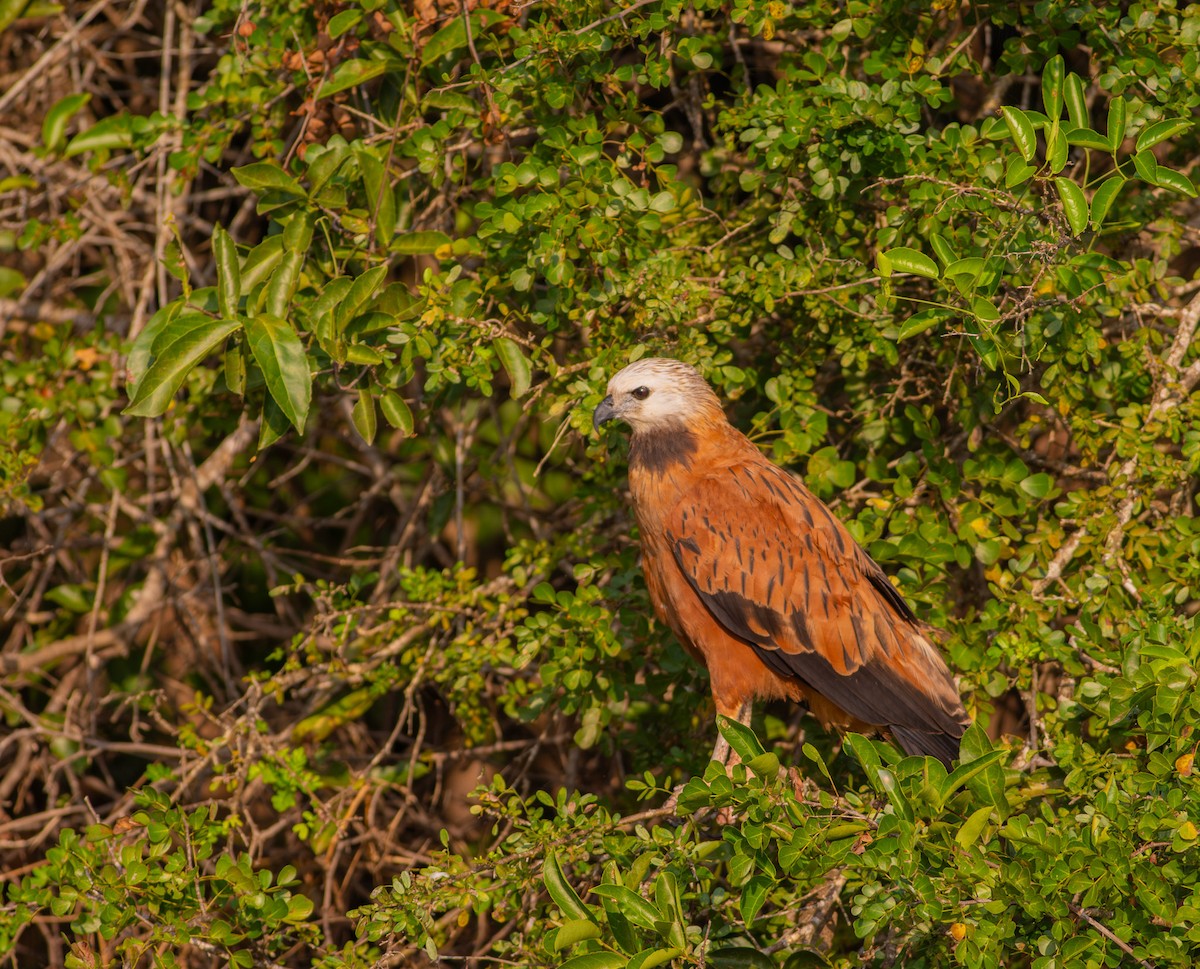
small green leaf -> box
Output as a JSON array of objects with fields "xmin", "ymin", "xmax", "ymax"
[
  {"xmin": 1132, "ymin": 149, "xmax": 1158, "ymax": 184},
  {"xmin": 391, "ymin": 231, "xmax": 451, "ymax": 255},
  {"xmin": 42, "ymin": 92, "xmax": 90, "ymax": 153},
  {"xmin": 1064, "ymin": 73, "xmax": 1088, "ymax": 128},
  {"xmin": 543, "ymin": 853, "xmax": 593, "ymax": 923},
  {"xmin": 1000, "ymin": 106, "xmax": 1037, "ymax": 162},
  {"xmin": 1089, "ymin": 176, "xmax": 1125, "ymax": 227},
  {"xmin": 421, "ymin": 9, "xmax": 507, "ymax": 66},
  {"xmin": 709, "ymin": 946, "xmax": 776, "ymax": 969},
  {"xmin": 213, "ymin": 225, "xmax": 240, "ymax": 319},
  {"xmin": 326, "ymin": 7, "xmax": 361, "ymax": 38},
  {"xmin": 1053, "ymin": 178, "xmax": 1088, "ymax": 236},
  {"xmin": 352, "ymin": 387, "xmax": 377, "ymax": 444},
  {"xmin": 124, "ymin": 315, "xmax": 241, "ymax": 417},
  {"xmin": 590, "ymin": 885, "xmax": 660, "ymax": 931},
  {"xmin": 1019, "ymin": 472, "xmax": 1053, "ymax": 498},
  {"xmin": 626, "ymin": 948, "xmax": 683, "ymax": 969},
  {"xmin": 1041, "ymin": 54, "xmax": 1064, "ymax": 120},
  {"xmin": 1046, "ymin": 127, "xmax": 1068, "ymax": 174},
  {"xmin": 1135, "ymin": 118, "xmax": 1192, "ymax": 153},
  {"xmin": 556, "ymin": 954, "xmax": 625, "ymax": 969},
  {"xmin": 1065, "ymin": 127, "xmax": 1113, "ymax": 151},
  {"xmin": 243, "ymin": 315, "xmax": 311, "ymax": 433},
  {"xmin": 716, "ymin": 715, "xmax": 765, "ymax": 763},
  {"xmin": 317, "ymin": 57, "xmax": 390, "ymax": 99},
  {"xmin": 897, "ymin": 308, "xmax": 952, "ymax": 341},
  {"xmin": 284, "ymin": 894, "xmax": 314, "ymax": 923},
  {"xmin": 551, "ymin": 919, "xmax": 602, "ymax": 953},
  {"xmin": 955, "ymin": 805, "xmax": 995, "ymax": 849},
  {"xmin": 224, "ymin": 341, "xmax": 246, "ymax": 396},
  {"xmin": 1153, "ymin": 167, "xmax": 1197, "ymax": 198},
  {"xmin": 64, "ymin": 114, "xmax": 134, "ymax": 157},
  {"xmin": 877, "ymin": 246, "xmax": 940, "ymax": 279},
  {"xmin": 494, "ymin": 337, "xmax": 532, "ymax": 398},
  {"xmin": 335, "ymin": 266, "xmax": 389, "ymax": 333},
  {"xmin": 357, "ymin": 149, "xmax": 397, "ymax": 246},
  {"xmin": 231, "ymin": 162, "xmax": 304, "ymax": 196},
  {"xmin": 1106, "ymin": 97, "xmax": 1127, "ymax": 151},
  {"xmin": 380, "ymin": 391, "xmax": 414, "ymax": 435},
  {"xmin": 1004, "ymin": 156, "xmax": 1036, "ymax": 188},
  {"xmin": 971, "ymin": 296, "xmax": 1001, "ymax": 324}
]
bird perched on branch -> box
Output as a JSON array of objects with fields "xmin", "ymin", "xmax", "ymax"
[{"xmin": 593, "ymin": 358, "xmax": 970, "ymax": 768}]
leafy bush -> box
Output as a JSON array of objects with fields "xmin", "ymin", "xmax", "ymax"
[{"xmin": 2, "ymin": 0, "xmax": 1199, "ymax": 966}]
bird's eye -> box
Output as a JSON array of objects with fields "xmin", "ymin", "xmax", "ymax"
[{"xmin": 631, "ymin": 386, "xmax": 651, "ymax": 400}]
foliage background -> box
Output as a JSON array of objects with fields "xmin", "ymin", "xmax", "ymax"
[{"xmin": 2, "ymin": 0, "xmax": 1200, "ymax": 967}]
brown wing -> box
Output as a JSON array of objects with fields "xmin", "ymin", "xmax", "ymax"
[{"xmin": 665, "ymin": 458, "xmax": 968, "ymax": 760}]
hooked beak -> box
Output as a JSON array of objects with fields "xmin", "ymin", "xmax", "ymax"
[{"xmin": 592, "ymin": 395, "xmax": 617, "ymax": 432}]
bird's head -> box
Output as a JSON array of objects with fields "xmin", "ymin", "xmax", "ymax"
[{"xmin": 593, "ymin": 357, "xmax": 724, "ymax": 434}]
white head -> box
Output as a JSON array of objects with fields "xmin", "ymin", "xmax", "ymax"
[{"xmin": 593, "ymin": 357, "xmax": 724, "ymax": 434}]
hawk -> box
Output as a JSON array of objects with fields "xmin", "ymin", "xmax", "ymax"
[{"xmin": 594, "ymin": 357, "xmax": 970, "ymax": 767}]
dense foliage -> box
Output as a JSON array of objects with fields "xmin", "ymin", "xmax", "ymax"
[{"xmin": 2, "ymin": 0, "xmax": 1200, "ymax": 966}]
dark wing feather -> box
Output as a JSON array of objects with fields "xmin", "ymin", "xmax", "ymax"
[{"xmin": 666, "ymin": 459, "xmax": 968, "ymax": 749}]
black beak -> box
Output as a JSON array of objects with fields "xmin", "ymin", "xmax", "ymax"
[{"xmin": 592, "ymin": 395, "xmax": 616, "ymax": 432}]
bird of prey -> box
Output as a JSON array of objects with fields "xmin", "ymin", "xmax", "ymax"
[{"xmin": 593, "ymin": 357, "xmax": 970, "ymax": 768}]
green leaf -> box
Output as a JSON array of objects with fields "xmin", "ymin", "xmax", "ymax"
[
  {"xmin": 0, "ymin": 0, "xmax": 33, "ymax": 34},
  {"xmin": 955, "ymin": 805, "xmax": 995, "ymax": 849},
  {"xmin": 1045, "ymin": 127, "xmax": 1068, "ymax": 174},
  {"xmin": 716, "ymin": 715, "xmax": 765, "ymax": 763},
  {"xmin": 543, "ymin": 852, "xmax": 593, "ymax": 923},
  {"xmin": 1000, "ymin": 106, "xmax": 1037, "ymax": 162},
  {"xmin": 1004, "ymin": 156, "xmax": 1036, "ymax": 188},
  {"xmin": 971, "ymin": 296, "xmax": 1001, "ymax": 324},
  {"xmin": 494, "ymin": 337, "xmax": 532, "ymax": 398},
  {"xmin": 1019, "ymin": 472, "xmax": 1053, "ymax": 498},
  {"xmin": 391, "ymin": 231, "xmax": 451, "ymax": 255},
  {"xmin": 1135, "ymin": 118, "xmax": 1191, "ymax": 153},
  {"xmin": 240, "ymin": 235, "xmax": 285, "ymax": 295},
  {"xmin": 42, "ymin": 92, "xmax": 90, "ymax": 153},
  {"xmin": 243, "ymin": 315, "xmax": 311, "ymax": 433},
  {"xmin": 64, "ymin": 114, "xmax": 134, "ymax": 157},
  {"xmin": 421, "ymin": 9, "xmax": 507, "ymax": 66},
  {"xmin": 231, "ymin": 162, "xmax": 304, "ymax": 196},
  {"xmin": 335, "ymin": 266, "xmax": 389, "ymax": 333},
  {"xmin": 844, "ymin": 733, "xmax": 882, "ymax": 787},
  {"xmin": 551, "ymin": 919, "xmax": 602, "ymax": 952},
  {"xmin": 897, "ymin": 308, "xmax": 952, "ymax": 341},
  {"xmin": 357, "ymin": 149, "xmax": 397, "ymax": 246},
  {"xmin": 1106, "ymin": 97, "xmax": 1127, "ymax": 151},
  {"xmin": 939, "ymin": 749, "xmax": 1008, "ymax": 805},
  {"xmin": 1132, "ymin": 149, "xmax": 1158, "ymax": 184},
  {"xmin": 224, "ymin": 341, "xmax": 246, "ymax": 396},
  {"xmin": 380, "ymin": 391, "xmax": 414, "ymax": 435},
  {"xmin": 557, "ymin": 955, "xmax": 625, "ymax": 969},
  {"xmin": 877, "ymin": 246, "xmax": 940, "ymax": 279},
  {"xmin": 352, "ymin": 388, "xmax": 377, "ymax": 444},
  {"xmin": 709, "ymin": 947, "xmax": 776, "ymax": 969},
  {"xmin": 258, "ymin": 393, "xmax": 290, "ymax": 450},
  {"xmin": 590, "ymin": 885, "xmax": 659, "ymax": 931},
  {"xmin": 284, "ymin": 894, "xmax": 314, "ymax": 923},
  {"xmin": 626, "ymin": 948, "xmax": 682, "ymax": 969},
  {"xmin": 1053, "ymin": 178, "xmax": 1088, "ymax": 236},
  {"xmin": 1153, "ymin": 167, "xmax": 1197, "ymax": 198},
  {"xmin": 1065, "ymin": 127, "xmax": 1113, "ymax": 151},
  {"xmin": 326, "ymin": 7, "xmax": 361, "ymax": 39},
  {"xmin": 1089, "ymin": 176, "xmax": 1125, "ymax": 227},
  {"xmin": 213, "ymin": 225, "xmax": 240, "ymax": 319},
  {"xmin": 124, "ymin": 314, "xmax": 241, "ymax": 417},
  {"xmin": 1064, "ymin": 73, "xmax": 1088, "ymax": 128},
  {"xmin": 1041, "ymin": 54, "xmax": 1064, "ymax": 120},
  {"xmin": 317, "ymin": 57, "xmax": 390, "ymax": 99}
]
